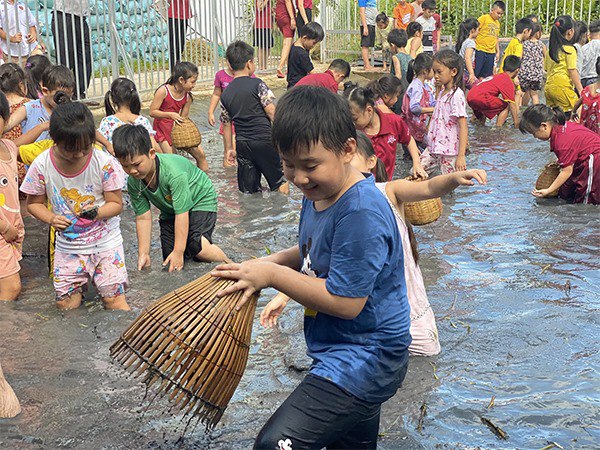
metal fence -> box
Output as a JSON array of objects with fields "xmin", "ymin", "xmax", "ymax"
[{"xmin": 321, "ymin": 0, "xmax": 599, "ymax": 62}]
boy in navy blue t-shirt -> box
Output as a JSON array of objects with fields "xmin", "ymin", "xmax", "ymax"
[{"xmin": 212, "ymin": 85, "xmax": 411, "ymax": 448}]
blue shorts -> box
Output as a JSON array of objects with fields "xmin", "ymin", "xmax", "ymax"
[{"xmin": 475, "ymin": 50, "xmax": 495, "ymax": 78}]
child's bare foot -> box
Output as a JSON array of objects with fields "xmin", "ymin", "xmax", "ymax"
[
  {"xmin": 102, "ymin": 294, "xmax": 130, "ymax": 311},
  {"xmin": 223, "ymin": 159, "xmax": 236, "ymax": 168},
  {"xmin": 56, "ymin": 292, "xmax": 83, "ymax": 310}
]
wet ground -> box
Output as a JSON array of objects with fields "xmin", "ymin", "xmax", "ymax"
[{"xmin": 1, "ymin": 86, "xmax": 599, "ymax": 449}]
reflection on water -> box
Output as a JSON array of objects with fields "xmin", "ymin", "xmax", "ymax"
[{"xmin": 0, "ymin": 106, "xmax": 598, "ymax": 449}]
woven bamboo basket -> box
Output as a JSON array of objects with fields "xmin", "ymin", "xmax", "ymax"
[
  {"xmin": 171, "ymin": 118, "xmax": 202, "ymax": 149},
  {"xmin": 535, "ymin": 162, "xmax": 560, "ymax": 197},
  {"xmin": 110, "ymin": 272, "xmax": 258, "ymax": 429},
  {"xmin": 0, "ymin": 362, "xmax": 21, "ymax": 418},
  {"xmin": 403, "ymin": 176, "xmax": 443, "ymax": 225}
]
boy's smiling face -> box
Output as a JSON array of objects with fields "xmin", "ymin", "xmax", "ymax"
[{"xmin": 281, "ymin": 139, "xmax": 356, "ymax": 203}]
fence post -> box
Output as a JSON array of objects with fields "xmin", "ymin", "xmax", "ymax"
[
  {"xmin": 107, "ymin": 0, "xmax": 119, "ymax": 80},
  {"xmin": 211, "ymin": 0, "xmax": 220, "ymax": 74},
  {"xmin": 320, "ymin": 0, "xmax": 327, "ymax": 62}
]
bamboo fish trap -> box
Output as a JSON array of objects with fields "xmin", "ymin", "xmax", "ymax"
[
  {"xmin": 171, "ymin": 118, "xmax": 202, "ymax": 149},
  {"xmin": 110, "ymin": 272, "xmax": 258, "ymax": 429},
  {"xmin": 535, "ymin": 162, "xmax": 560, "ymax": 197},
  {"xmin": 403, "ymin": 176, "xmax": 443, "ymax": 225}
]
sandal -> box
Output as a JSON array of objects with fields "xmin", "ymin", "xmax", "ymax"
[{"xmin": 277, "ymin": 69, "xmax": 285, "ymax": 78}]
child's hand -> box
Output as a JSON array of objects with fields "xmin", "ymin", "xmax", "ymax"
[
  {"xmin": 1, "ymin": 223, "xmax": 19, "ymax": 243},
  {"xmin": 455, "ymin": 155, "xmax": 467, "ymax": 172},
  {"xmin": 163, "ymin": 250, "xmax": 184, "ymax": 272},
  {"xmin": 532, "ymin": 188, "xmax": 551, "ymax": 198},
  {"xmin": 26, "ymin": 33, "xmax": 37, "ymax": 44},
  {"xmin": 290, "ymin": 18, "xmax": 296, "ymax": 31},
  {"xmin": 10, "ymin": 33, "xmax": 22, "ymax": 43},
  {"xmin": 208, "ymin": 112, "xmax": 216, "ymax": 127},
  {"xmin": 211, "ymin": 260, "xmax": 275, "ymax": 310},
  {"xmin": 138, "ymin": 253, "xmax": 151, "ymax": 271},
  {"xmin": 468, "ymin": 74, "xmax": 477, "ymax": 86},
  {"xmin": 362, "ymin": 27, "xmax": 369, "ymax": 36},
  {"xmin": 169, "ymin": 112, "xmax": 184, "ymax": 124},
  {"xmin": 226, "ymin": 148, "xmax": 236, "ymax": 166},
  {"xmin": 412, "ymin": 165, "xmax": 428, "ymax": 180},
  {"xmin": 51, "ymin": 214, "xmax": 72, "ymax": 230},
  {"xmin": 454, "ymin": 169, "xmax": 487, "ymax": 186},
  {"xmin": 260, "ymin": 293, "xmax": 290, "ymax": 328}
]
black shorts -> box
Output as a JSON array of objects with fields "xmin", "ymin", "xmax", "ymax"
[
  {"xmin": 296, "ymin": 8, "xmax": 312, "ymax": 37},
  {"xmin": 159, "ymin": 210, "xmax": 216, "ymax": 260},
  {"xmin": 253, "ymin": 28, "xmax": 273, "ymax": 49},
  {"xmin": 236, "ymin": 139, "xmax": 286, "ymax": 193},
  {"xmin": 360, "ymin": 25, "xmax": 376, "ymax": 48}
]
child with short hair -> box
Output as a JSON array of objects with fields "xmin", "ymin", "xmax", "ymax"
[
  {"xmin": 393, "ymin": 0, "xmax": 414, "ymax": 30},
  {"xmin": 520, "ymin": 22, "xmax": 546, "ymax": 105},
  {"xmin": 415, "ymin": 0, "xmax": 436, "ymax": 54},
  {"xmin": 520, "ymin": 104, "xmax": 599, "ymax": 204},
  {"xmin": 220, "ymin": 41, "xmax": 288, "ymax": 194},
  {"xmin": 581, "ymin": 20, "xmax": 600, "ymax": 87},
  {"xmin": 149, "ymin": 61, "xmax": 207, "ymax": 171},
  {"xmin": 573, "ymin": 21, "xmax": 588, "ymax": 76},
  {"xmin": 402, "ymin": 53, "xmax": 435, "ymax": 149},
  {"xmin": 456, "ymin": 18, "xmax": 480, "ymax": 88},
  {"xmin": 4, "ymin": 65, "xmax": 74, "ymax": 146},
  {"xmin": 467, "ymin": 55, "xmax": 521, "ymax": 127},
  {"xmin": 24, "ymin": 54, "xmax": 51, "ymax": 100},
  {"xmin": 572, "ymin": 57, "xmax": 600, "ymax": 135},
  {"xmin": 358, "ymin": 0, "xmax": 377, "ymax": 71},
  {"xmin": 0, "ymin": 91, "xmax": 23, "ymax": 301},
  {"xmin": 421, "ymin": 49, "xmax": 468, "ymax": 174},
  {"xmin": 388, "ymin": 28, "xmax": 412, "ymax": 88},
  {"xmin": 0, "ymin": 0, "xmax": 43, "ymax": 64},
  {"xmin": 375, "ymin": 12, "xmax": 393, "ymax": 71},
  {"xmin": 474, "ymin": 1, "xmax": 505, "ymax": 78},
  {"xmin": 407, "ymin": 21, "xmax": 424, "ymax": 59},
  {"xmin": 287, "ymin": 21, "xmax": 324, "ymax": 88},
  {"xmin": 113, "ymin": 124, "xmax": 227, "ymax": 272},
  {"xmin": 295, "ymin": 58, "xmax": 350, "ymax": 92},
  {"xmin": 499, "ymin": 17, "xmax": 533, "ymax": 73},
  {"xmin": 21, "ymin": 102, "xmax": 130, "ymax": 310},
  {"xmin": 212, "ymin": 84, "xmax": 411, "ymax": 448}
]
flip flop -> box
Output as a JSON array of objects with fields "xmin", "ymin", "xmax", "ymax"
[{"xmin": 277, "ymin": 69, "xmax": 285, "ymax": 78}]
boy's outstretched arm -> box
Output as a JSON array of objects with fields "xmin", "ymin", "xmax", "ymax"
[
  {"xmin": 135, "ymin": 210, "xmax": 153, "ymax": 270},
  {"xmin": 163, "ymin": 211, "xmax": 189, "ymax": 272}
]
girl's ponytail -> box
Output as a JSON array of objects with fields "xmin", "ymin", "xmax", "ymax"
[
  {"xmin": 455, "ymin": 18, "xmax": 478, "ymax": 54},
  {"xmin": 53, "ymin": 90, "xmax": 71, "ymax": 105},
  {"xmin": 104, "ymin": 90, "xmax": 116, "ymax": 116},
  {"xmin": 548, "ymin": 15, "xmax": 575, "ymax": 63},
  {"xmin": 552, "ymin": 107, "xmax": 566, "ymax": 125},
  {"xmin": 519, "ymin": 104, "xmax": 565, "ymax": 134},
  {"xmin": 105, "ymin": 77, "xmax": 142, "ymax": 116},
  {"xmin": 344, "ymin": 85, "xmax": 376, "ymax": 109},
  {"xmin": 373, "ymin": 158, "xmax": 388, "ymax": 183},
  {"xmin": 406, "ymin": 60, "xmax": 415, "ymax": 83}
]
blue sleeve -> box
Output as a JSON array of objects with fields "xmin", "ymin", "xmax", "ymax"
[
  {"xmin": 325, "ymin": 209, "xmax": 391, "ymax": 298},
  {"xmin": 408, "ymin": 85, "xmax": 424, "ymax": 115}
]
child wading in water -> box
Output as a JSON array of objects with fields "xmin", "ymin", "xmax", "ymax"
[
  {"xmin": 262, "ymin": 131, "xmax": 489, "ymax": 357},
  {"xmin": 113, "ymin": 125, "xmax": 227, "ymax": 272},
  {"xmin": 421, "ymin": 49, "xmax": 468, "ymax": 174},
  {"xmin": 520, "ymin": 105, "xmax": 599, "ymax": 204},
  {"xmin": 402, "ymin": 53, "xmax": 435, "ymax": 150},
  {"xmin": 455, "ymin": 18, "xmax": 479, "ymax": 89},
  {"xmin": 207, "ymin": 64, "xmax": 239, "ymax": 167},
  {"xmin": 572, "ymin": 57, "xmax": 600, "ymax": 135},
  {"xmin": 0, "ymin": 92, "xmax": 24, "ymax": 301},
  {"xmin": 149, "ymin": 61, "xmax": 208, "ymax": 171},
  {"xmin": 20, "ymin": 102, "xmax": 130, "ymax": 310},
  {"xmin": 213, "ymin": 85, "xmax": 411, "ymax": 447}
]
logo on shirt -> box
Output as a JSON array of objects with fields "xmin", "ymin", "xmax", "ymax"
[
  {"xmin": 278, "ymin": 439, "xmax": 293, "ymax": 450},
  {"xmin": 301, "ymin": 238, "xmax": 318, "ymax": 318},
  {"xmin": 387, "ymin": 136, "xmax": 397, "ymax": 145}
]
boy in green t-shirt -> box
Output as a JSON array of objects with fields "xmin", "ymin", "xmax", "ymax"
[{"xmin": 113, "ymin": 124, "xmax": 227, "ymax": 272}]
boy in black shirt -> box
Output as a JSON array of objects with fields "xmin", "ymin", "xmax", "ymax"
[
  {"xmin": 287, "ymin": 21, "xmax": 325, "ymax": 88},
  {"xmin": 220, "ymin": 41, "xmax": 289, "ymax": 194}
]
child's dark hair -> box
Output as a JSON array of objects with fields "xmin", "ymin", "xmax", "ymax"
[
  {"xmin": 42, "ymin": 65, "xmax": 76, "ymax": 92},
  {"xmin": 519, "ymin": 104, "xmax": 566, "ymax": 135},
  {"xmin": 515, "ymin": 18, "xmax": 534, "ymax": 34},
  {"xmin": 25, "ymin": 54, "xmax": 51, "ymax": 100},
  {"xmin": 226, "ymin": 40, "xmax": 255, "ymax": 71},
  {"xmin": 105, "ymin": 77, "xmax": 141, "ymax": 116},
  {"xmin": 113, "ymin": 124, "xmax": 152, "ymax": 159},
  {"xmin": 502, "ymin": 55, "xmax": 521, "ymax": 73},
  {"xmin": 0, "ymin": 63, "xmax": 27, "ymax": 97},
  {"xmin": 328, "ymin": 59, "xmax": 351, "ymax": 78},
  {"xmin": 166, "ymin": 61, "xmax": 198, "ymax": 85},
  {"xmin": 596, "ymin": 56, "xmax": 600, "ymax": 76},
  {"xmin": 407, "ymin": 52, "xmax": 433, "ymax": 83},
  {"xmin": 589, "ymin": 20, "xmax": 600, "ymax": 35},
  {"xmin": 368, "ymin": 75, "xmax": 403, "ymax": 102},
  {"xmin": 388, "ymin": 28, "xmax": 408, "ymax": 48},
  {"xmin": 422, "ymin": 0, "xmax": 436, "ymax": 11},
  {"xmin": 407, "ymin": 22, "xmax": 422, "ymax": 38},
  {"xmin": 455, "ymin": 18, "xmax": 479, "ymax": 54},
  {"xmin": 0, "ymin": 91, "xmax": 10, "ymax": 122},
  {"xmin": 273, "ymin": 85, "xmax": 356, "ymax": 157},
  {"xmin": 525, "ymin": 14, "xmax": 538, "ymax": 22},
  {"xmin": 49, "ymin": 102, "xmax": 95, "ymax": 151},
  {"xmin": 531, "ymin": 22, "xmax": 542, "ymax": 37},
  {"xmin": 572, "ymin": 20, "xmax": 588, "ymax": 46},
  {"xmin": 549, "ymin": 15, "xmax": 575, "ymax": 63},
  {"xmin": 343, "ymin": 84, "xmax": 376, "ymax": 109},
  {"xmin": 376, "ymin": 12, "xmax": 389, "ymax": 25},
  {"xmin": 433, "ymin": 49, "xmax": 464, "ymax": 90},
  {"xmin": 491, "ymin": 1, "xmax": 506, "ymax": 11},
  {"xmin": 355, "ymin": 131, "xmax": 388, "ymax": 183},
  {"xmin": 301, "ymin": 21, "xmax": 324, "ymax": 42}
]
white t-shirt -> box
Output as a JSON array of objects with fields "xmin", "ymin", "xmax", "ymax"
[
  {"xmin": 416, "ymin": 15, "xmax": 436, "ymax": 53},
  {"xmin": 54, "ymin": 0, "xmax": 89, "ymax": 16},
  {"xmin": 0, "ymin": 1, "xmax": 38, "ymax": 57},
  {"xmin": 98, "ymin": 115, "xmax": 156, "ymax": 143},
  {"xmin": 20, "ymin": 148, "xmax": 126, "ymax": 254}
]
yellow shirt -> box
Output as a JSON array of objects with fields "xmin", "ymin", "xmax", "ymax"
[
  {"xmin": 544, "ymin": 45, "xmax": 577, "ymax": 89},
  {"xmin": 476, "ymin": 14, "xmax": 500, "ymax": 54},
  {"xmin": 499, "ymin": 38, "xmax": 523, "ymax": 73}
]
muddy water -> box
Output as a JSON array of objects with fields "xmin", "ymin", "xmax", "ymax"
[{"xmin": 1, "ymin": 97, "xmax": 599, "ymax": 449}]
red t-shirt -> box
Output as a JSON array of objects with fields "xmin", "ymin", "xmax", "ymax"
[
  {"xmin": 468, "ymin": 72, "xmax": 515, "ymax": 104},
  {"xmin": 256, "ymin": 1, "xmax": 272, "ymax": 29},
  {"xmin": 551, "ymin": 122, "xmax": 600, "ymax": 168},
  {"xmin": 168, "ymin": 0, "xmax": 192, "ymax": 19},
  {"xmin": 367, "ymin": 109, "xmax": 411, "ymax": 180},
  {"xmin": 295, "ymin": 70, "xmax": 339, "ymax": 93}
]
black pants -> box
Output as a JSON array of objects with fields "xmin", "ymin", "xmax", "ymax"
[
  {"xmin": 296, "ymin": 8, "xmax": 312, "ymax": 37},
  {"xmin": 168, "ymin": 18, "xmax": 188, "ymax": 71},
  {"xmin": 236, "ymin": 139, "xmax": 286, "ymax": 193},
  {"xmin": 254, "ymin": 375, "xmax": 387, "ymax": 449},
  {"xmin": 51, "ymin": 11, "xmax": 92, "ymax": 99}
]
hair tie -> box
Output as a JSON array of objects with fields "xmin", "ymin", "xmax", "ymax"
[
  {"xmin": 555, "ymin": 21, "xmax": 560, "ymax": 27},
  {"xmin": 25, "ymin": 62, "xmax": 32, "ymax": 68}
]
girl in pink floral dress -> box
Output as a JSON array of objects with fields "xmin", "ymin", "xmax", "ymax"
[{"xmin": 420, "ymin": 49, "xmax": 468, "ymax": 174}]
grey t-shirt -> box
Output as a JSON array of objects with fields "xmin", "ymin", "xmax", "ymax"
[
  {"xmin": 581, "ymin": 40, "xmax": 600, "ymax": 80},
  {"xmin": 54, "ymin": 0, "xmax": 90, "ymax": 15}
]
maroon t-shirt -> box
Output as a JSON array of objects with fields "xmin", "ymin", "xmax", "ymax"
[
  {"xmin": 551, "ymin": 122, "xmax": 600, "ymax": 168},
  {"xmin": 367, "ymin": 109, "xmax": 411, "ymax": 180},
  {"xmin": 295, "ymin": 70, "xmax": 339, "ymax": 93}
]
